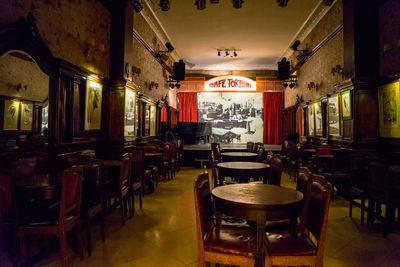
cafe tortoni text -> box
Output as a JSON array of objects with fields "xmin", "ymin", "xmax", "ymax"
[{"xmin": 204, "ymin": 75, "xmax": 257, "ymax": 91}]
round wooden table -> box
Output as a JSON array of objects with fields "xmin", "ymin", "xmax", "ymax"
[
  {"xmin": 212, "ymin": 183, "xmax": 303, "ymax": 267},
  {"xmin": 217, "ymin": 161, "xmax": 270, "ymax": 185},
  {"xmin": 15, "ymin": 174, "xmax": 62, "ymax": 200},
  {"xmin": 221, "ymin": 152, "xmax": 258, "ymax": 162}
]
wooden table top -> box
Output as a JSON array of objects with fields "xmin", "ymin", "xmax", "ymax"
[
  {"xmin": 217, "ymin": 161, "xmax": 270, "ymax": 170},
  {"xmin": 315, "ymin": 154, "xmax": 333, "ymax": 158},
  {"xmin": 221, "ymin": 152, "xmax": 258, "ymax": 157},
  {"xmin": 212, "ymin": 183, "xmax": 303, "ymax": 208},
  {"xmin": 302, "ymin": 148, "xmax": 317, "ymax": 153},
  {"xmin": 15, "ymin": 174, "xmax": 61, "ymax": 189},
  {"xmin": 144, "ymin": 152, "xmax": 162, "ymax": 157}
]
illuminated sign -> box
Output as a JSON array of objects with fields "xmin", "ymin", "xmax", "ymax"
[{"xmin": 204, "ymin": 75, "xmax": 256, "ymax": 91}]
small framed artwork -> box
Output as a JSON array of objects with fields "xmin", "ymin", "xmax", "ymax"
[
  {"xmin": 20, "ymin": 102, "xmax": 33, "ymax": 131},
  {"xmin": 307, "ymin": 105, "xmax": 315, "ymax": 136},
  {"xmin": 328, "ymin": 95, "xmax": 340, "ymax": 136},
  {"xmin": 341, "ymin": 90, "xmax": 352, "ymax": 120},
  {"xmin": 124, "ymin": 88, "xmax": 136, "ymax": 136},
  {"xmin": 314, "ymin": 102, "xmax": 323, "ymax": 136},
  {"xmin": 150, "ymin": 105, "xmax": 156, "ymax": 136},
  {"xmin": 378, "ymin": 81, "xmax": 400, "ymax": 138},
  {"xmin": 3, "ymin": 99, "xmax": 20, "ymax": 130},
  {"xmin": 84, "ymin": 79, "xmax": 103, "ymax": 130},
  {"xmin": 145, "ymin": 105, "xmax": 150, "ymax": 136}
]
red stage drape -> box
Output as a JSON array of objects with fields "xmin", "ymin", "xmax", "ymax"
[
  {"xmin": 161, "ymin": 106, "xmax": 167, "ymax": 122},
  {"xmin": 177, "ymin": 92, "xmax": 197, "ymax": 122},
  {"xmin": 263, "ymin": 92, "xmax": 284, "ymax": 144}
]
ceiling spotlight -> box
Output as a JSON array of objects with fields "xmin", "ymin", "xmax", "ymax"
[
  {"xmin": 283, "ymin": 82, "xmax": 288, "ymax": 88},
  {"xmin": 165, "ymin": 42, "xmax": 174, "ymax": 52},
  {"xmin": 290, "ymin": 40, "xmax": 301, "ymax": 51},
  {"xmin": 289, "ymin": 82, "xmax": 295, "ymax": 89},
  {"xmin": 233, "ymin": 51, "xmax": 237, "ymax": 57},
  {"xmin": 277, "ymin": 0, "xmax": 289, "ymax": 7},
  {"xmin": 175, "ymin": 83, "xmax": 181, "ymax": 89},
  {"xmin": 195, "ymin": 0, "xmax": 206, "ymax": 10},
  {"xmin": 217, "ymin": 51, "xmax": 221, "ymax": 56},
  {"xmin": 233, "ymin": 0, "xmax": 244, "ymax": 8},
  {"xmin": 159, "ymin": 0, "xmax": 170, "ymax": 11},
  {"xmin": 225, "ymin": 50, "xmax": 229, "ymax": 57},
  {"xmin": 133, "ymin": 0, "xmax": 143, "ymax": 12},
  {"xmin": 169, "ymin": 83, "xmax": 175, "ymax": 89},
  {"xmin": 210, "ymin": 0, "xmax": 219, "ymax": 3}
]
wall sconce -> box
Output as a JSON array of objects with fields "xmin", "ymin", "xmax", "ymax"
[
  {"xmin": 133, "ymin": 0, "xmax": 143, "ymax": 12},
  {"xmin": 277, "ymin": 0, "xmax": 289, "ymax": 8},
  {"xmin": 290, "ymin": 40, "xmax": 310, "ymax": 61},
  {"xmin": 159, "ymin": 0, "xmax": 170, "ymax": 11},
  {"xmin": 132, "ymin": 66, "xmax": 141, "ymax": 76},
  {"xmin": 149, "ymin": 81, "xmax": 159, "ymax": 90},
  {"xmin": 331, "ymin": 64, "xmax": 344, "ymax": 78},
  {"xmin": 307, "ymin": 82, "xmax": 319, "ymax": 91}
]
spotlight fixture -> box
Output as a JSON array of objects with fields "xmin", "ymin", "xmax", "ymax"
[
  {"xmin": 283, "ymin": 82, "xmax": 288, "ymax": 89},
  {"xmin": 217, "ymin": 49, "xmax": 239, "ymax": 57},
  {"xmin": 133, "ymin": 0, "xmax": 143, "ymax": 12},
  {"xmin": 195, "ymin": 0, "xmax": 206, "ymax": 10},
  {"xmin": 233, "ymin": 51, "xmax": 237, "ymax": 57},
  {"xmin": 283, "ymin": 75, "xmax": 297, "ymax": 89},
  {"xmin": 290, "ymin": 40, "xmax": 310, "ymax": 61},
  {"xmin": 157, "ymin": 42, "xmax": 174, "ymax": 58},
  {"xmin": 210, "ymin": 0, "xmax": 219, "ymax": 3},
  {"xmin": 233, "ymin": 0, "xmax": 244, "ymax": 8},
  {"xmin": 277, "ymin": 0, "xmax": 289, "ymax": 7},
  {"xmin": 217, "ymin": 50, "xmax": 221, "ymax": 56},
  {"xmin": 225, "ymin": 50, "xmax": 229, "ymax": 57},
  {"xmin": 290, "ymin": 40, "xmax": 301, "ymax": 51},
  {"xmin": 159, "ymin": 0, "xmax": 170, "ymax": 11}
]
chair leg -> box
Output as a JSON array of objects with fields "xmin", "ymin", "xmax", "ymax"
[
  {"xmin": 119, "ymin": 195, "xmax": 125, "ymax": 225},
  {"xmin": 127, "ymin": 194, "xmax": 132, "ymax": 219},
  {"xmin": 349, "ymin": 196, "xmax": 353, "ymax": 218},
  {"xmin": 361, "ymin": 198, "xmax": 365, "ymax": 226},
  {"xmin": 58, "ymin": 231, "xmax": 69, "ymax": 267},
  {"xmin": 76, "ymin": 226, "xmax": 84, "ymax": 260},
  {"xmin": 139, "ymin": 189, "xmax": 143, "ymax": 210},
  {"xmin": 384, "ymin": 205, "xmax": 391, "ymax": 238},
  {"xmin": 100, "ymin": 210, "xmax": 105, "ymax": 242},
  {"xmin": 86, "ymin": 217, "xmax": 92, "ymax": 256},
  {"xmin": 131, "ymin": 192, "xmax": 135, "ymax": 216}
]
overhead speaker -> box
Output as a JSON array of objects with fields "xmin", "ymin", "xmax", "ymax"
[
  {"xmin": 173, "ymin": 59, "xmax": 185, "ymax": 81},
  {"xmin": 277, "ymin": 58, "xmax": 290, "ymax": 81}
]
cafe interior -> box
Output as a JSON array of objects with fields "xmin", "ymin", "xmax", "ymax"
[{"xmin": 0, "ymin": 0, "xmax": 400, "ymax": 266}]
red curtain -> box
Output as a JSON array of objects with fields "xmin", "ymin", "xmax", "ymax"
[
  {"xmin": 161, "ymin": 106, "xmax": 167, "ymax": 122},
  {"xmin": 177, "ymin": 92, "xmax": 197, "ymax": 122},
  {"xmin": 263, "ymin": 92, "xmax": 284, "ymax": 144}
]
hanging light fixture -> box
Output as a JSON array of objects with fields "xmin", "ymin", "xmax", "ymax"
[
  {"xmin": 277, "ymin": 0, "xmax": 289, "ymax": 7},
  {"xmin": 233, "ymin": 0, "xmax": 244, "ymax": 8}
]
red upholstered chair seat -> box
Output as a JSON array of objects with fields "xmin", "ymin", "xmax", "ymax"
[
  {"xmin": 205, "ymin": 227, "xmax": 256, "ymax": 257},
  {"xmin": 266, "ymin": 232, "xmax": 316, "ymax": 256}
]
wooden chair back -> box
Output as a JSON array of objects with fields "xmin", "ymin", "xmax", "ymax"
[
  {"xmin": 211, "ymin": 143, "xmax": 221, "ymax": 162},
  {"xmin": 316, "ymin": 145, "xmax": 333, "ymax": 156},
  {"xmin": 269, "ymin": 155, "xmax": 283, "ymax": 185},
  {"xmin": 163, "ymin": 143, "xmax": 171, "ymax": 161},
  {"xmin": 193, "ymin": 172, "xmax": 213, "ymax": 252},
  {"xmin": 299, "ymin": 174, "xmax": 332, "ymax": 258},
  {"xmin": 59, "ymin": 167, "xmax": 83, "ymax": 225},
  {"xmin": 211, "ymin": 151, "xmax": 218, "ymax": 188},
  {"xmin": 296, "ymin": 167, "xmax": 311, "ymax": 193},
  {"xmin": 130, "ymin": 150, "xmax": 144, "ymax": 184},
  {"xmin": 120, "ymin": 153, "xmax": 132, "ymax": 188},
  {"xmin": 368, "ymin": 161, "xmax": 390, "ymax": 201},
  {"xmin": 80, "ymin": 160, "xmax": 104, "ymax": 211},
  {"xmin": 332, "ymin": 148, "xmax": 353, "ymax": 173}
]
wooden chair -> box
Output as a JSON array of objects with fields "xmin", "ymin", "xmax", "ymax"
[
  {"xmin": 211, "ymin": 143, "xmax": 221, "ymax": 163},
  {"xmin": 79, "ymin": 160, "xmax": 105, "ymax": 256},
  {"xmin": 162, "ymin": 143, "xmax": 173, "ymax": 181},
  {"xmin": 19, "ymin": 167, "xmax": 84, "ymax": 267},
  {"xmin": 268, "ymin": 155, "xmax": 283, "ymax": 185},
  {"xmin": 0, "ymin": 169, "xmax": 18, "ymax": 266},
  {"xmin": 246, "ymin": 141, "xmax": 254, "ymax": 152},
  {"xmin": 265, "ymin": 174, "xmax": 332, "ymax": 267},
  {"xmin": 367, "ymin": 161, "xmax": 400, "ymax": 237},
  {"xmin": 130, "ymin": 150, "xmax": 144, "ymax": 215},
  {"xmin": 177, "ymin": 139, "xmax": 184, "ymax": 171},
  {"xmin": 194, "ymin": 172, "xmax": 256, "ymax": 267},
  {"xmin": 103, "ymin": 153, "xmax": 132, "ymax": 225}
]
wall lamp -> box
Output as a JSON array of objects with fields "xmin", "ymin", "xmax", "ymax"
[
  {"xmin": 84, "ymin": 37, "xmax": 105, "ymax": 58},
  {"xmin": 233, "ymin": 0, "xmax": 244, "ymax": 8},
  {"xmin": 282, "ymin": 75, "xmax": 297, "ymax": 89},
  {"xmin": 290, "ymin": 40, "xmax": 310, "ymax": 61},
  {"xmin": 132, "ymin": 66, "xmax": 141, "ymax": 76},
  {"xmin": 307, "ymin": 81, "xmax": 319, "ymax": 91},
  {"xmin": 133, "ymin": 0, "xmax": 143, "ymax": 12},
  {"xmin": 195, "ymin": 0, "xmax": 206, "ymax": 10},
  {"xmin": 149, "ymin": 81, "xmax": 159, "ymax": 90},
  {"xmin": 277, "ymin": 0, "xmax": 289, "ymax": 7},
  {"xmin": 331, "ymin": 64, "xmax": 343, "ymax": 78}
]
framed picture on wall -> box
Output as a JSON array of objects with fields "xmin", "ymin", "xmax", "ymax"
[
  {"xmin": 124, "ymin": 88, "xmax": 136, "ymax": 136},
  {"xmin": 20, "ymin": 102, "xmax": 33, "ymax": 131},
  {"xmin": 328, "ymin": 95, "xmax": 340, "ymax": 136},
  {"xmin": 341, "ymin": 90, "xmax": 352, "ymax": 120},
  {"xmin": 314, "ymin": 102, "xmax": 323, "ymax": 136},
  {"xmin": 150, "ymin": 105, "xmax": 156, "ymax": 136},
  {"xmin": 84, "ymin": 79, "xmax": 103, "ymax": 130},
  {"xmin": 378, "ymin": 81, "xmax": 400, "ymax": 138},
  {"xmin": 3, "ymin": 99, "xmax": 20, "ymax": 130},
  {"xmin": 307, "ymin": 105, "xmax": 315, "ymax": 136}
]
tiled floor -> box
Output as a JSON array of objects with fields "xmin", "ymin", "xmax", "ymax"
[{"xmin": 2, "ymin": 167, "xmax": 400, "ymax": 266}]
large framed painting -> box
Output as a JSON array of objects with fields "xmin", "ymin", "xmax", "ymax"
[
  {"xmin": 197, "ymin": 92, "xmax": 263, "ymax": 143},
  {"xmin": 84, "ymin": 80, "xmax": 103, "ymax": 130},
  {"xmin": 328, "ymin": 95, "xmax": 340, "ymax": 136},
  {"xmin": 150, "ymin": 105, "xmax": 156, "ymax": 136},
  {"xmin": 124, "ymin": 88, "xmax": 136, "ymax": 136},
  {"xmin": 307, "ymin": 105, "xmax": 315, "ymax": 136},
  {"xmin": 378, "ymin": 81, "xmax": 400, "ymax": 138},
  {"xmin": 341, "ymin": 90, "xmax": 352, "ymax": 120},
  {"xmin": 314, "ymin": 102, "xmax": 323, "ymax": 136},
  {"xmin": 20, "ymin": 102, "xmax": 33, "ymax": 131},
  {"xmin": 145, "ymin": 105, "xmax": 150, "ymax": 136},
  {"xmin": 3, "ymin": 99, "xmax": 20, "ymax": 130}
]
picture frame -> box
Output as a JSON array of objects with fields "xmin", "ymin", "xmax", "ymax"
[
  {"xmin": 341, "ymin": 90, "xmax": 352, "ymax": 120},
  {"xmin": 150, "ymin": 105, "xmax": 156, "ymax": 136},
  {"xmin": 378, "ymin": 81, "xmax": 400, "ymax": 138},
  {"xmin": 124, "ymin": 88, "xmax": 136, "ymax": 136},
  {"xmin": 84, "ymin": 79, "xmax": 103, "ymax": 130},
  {"xmin": 20, "ymin": 102, "xmax": 33, "ymax": 131},
  {"xmin": 307, "ymin": 105, "xmax": 315, "ymax": 136},
  {"xmin": 327, "ymin": 95, "xmax": 340, "ymax": 136},
  {"xmin": 314, "ymin": 102, "xmax": 323, "ymax": 136},
  {"xmin": 145, "ymin": 105, "xmax": 150, "ymax": 136},
  {"xmin": 3, "ymin": 99, "xmax": 20, "ymax": 131}
]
